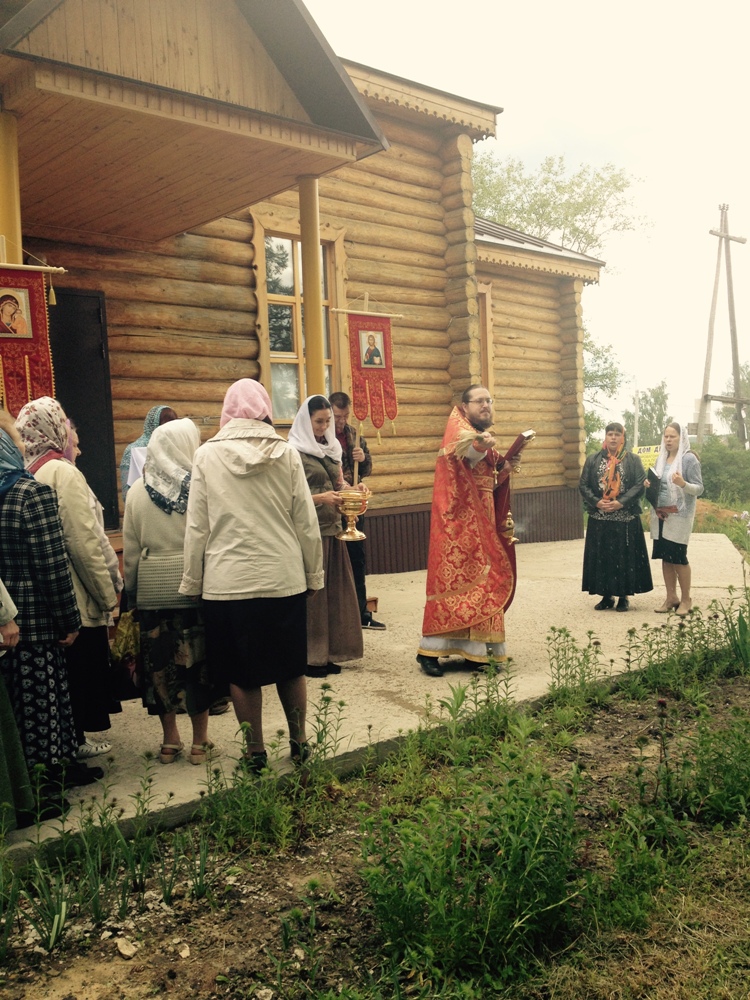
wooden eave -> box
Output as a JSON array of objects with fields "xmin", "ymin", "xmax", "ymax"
[
  {"xmin": 0, "ymin": 0, "xmax": 387, "ymax": 244},
  {"xmin": 476, "ymin": 243, "xmax": 603, "ymax": 285},
  {"xmin": 342, "ymin": 60, "xmax": 500, "ymax": 139}
]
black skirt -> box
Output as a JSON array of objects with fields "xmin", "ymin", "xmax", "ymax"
[
  {"xmin": 651, "ymin": 519, "xmax": 689, "ymax": 565},
  {"xmin": 582, "ymin": 516, "xmax": 653, "ymax": 597},
  {"xmin": 202, "ymin": 592, "xmax": 307, "ymax": 690}
]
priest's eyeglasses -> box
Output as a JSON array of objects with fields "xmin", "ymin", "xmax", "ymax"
[{"xmin": 467, "ymin": 397, "xmax": 493, "ymax": 405}]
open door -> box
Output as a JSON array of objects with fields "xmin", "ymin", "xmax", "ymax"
[{"xmin": 48, "ymin": 289, "xmax": 118, "ymax": 529}]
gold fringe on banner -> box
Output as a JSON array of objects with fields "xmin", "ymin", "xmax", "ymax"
[{"xmin": 24, "ymin": 355, "xmax": 32, "ymax": 404}]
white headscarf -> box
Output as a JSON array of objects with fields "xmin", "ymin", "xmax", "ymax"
[
  {"xmin": 143, "ymin": 417, "xmax": 201, "ymax": 514},
  {"xmin": 287, "ymin": 395, "xmax": 342, "ymax": 461},
  {"xmin": 654, "ymin": 422, "xmax": 691, "ymax": 480}
]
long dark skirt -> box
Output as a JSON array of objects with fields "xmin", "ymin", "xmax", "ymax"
[
  {"xmin": 652, "ymin": 520, "xmax": 689, "ymax": 565},
  {"xmin": 0, "ymin": 642, "xmax": 78, "ymax": 770},
  {"xmin": 307, "ymin": 537, "xmax": 363, "ymax": 667},
  {"xmin": 139, "ymin": 607, "xmax": 220, "ymax": 718},
  {"xmin": 0, "ymin": 674, "xmax": 34, "ymax": 829},
  {"xmin": 64, "ymin": 625, "xmax": 120, "ymax": 744},
  {"xmin": 582, "ymin": 517, "xmax": 653, "ymax": 597},
  {"xmin": 203, "ymin": 592, "xmax": 307, "ymax": 690}
]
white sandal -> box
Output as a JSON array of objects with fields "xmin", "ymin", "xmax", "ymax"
[{"xmin": 77, "ymin": 738, "xmax": 112, "ymax": 759}]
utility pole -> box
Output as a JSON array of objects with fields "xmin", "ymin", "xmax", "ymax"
[{"xmin": 699, "ymin": 205, "xmax": 748, "ymax": 447}]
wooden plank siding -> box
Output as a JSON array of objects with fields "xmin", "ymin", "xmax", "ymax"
[{"xmin": 17, "ymin": 0, "xmax": 310, "ymax": 120}]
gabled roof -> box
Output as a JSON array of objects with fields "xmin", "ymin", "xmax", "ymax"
[
  {"xmin": 475, "ymin": 217, "xmax": 605, "ymax": 283},
  {"xmin": 0, "ymin": 0, "xmax": 387, "ymax": 244}
]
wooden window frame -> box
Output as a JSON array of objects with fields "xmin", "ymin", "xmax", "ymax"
[{"xmin": 252, "ymin": 209, "xmax": 348, "ymax": 424}]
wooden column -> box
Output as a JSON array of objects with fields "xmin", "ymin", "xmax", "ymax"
[
  {"xmin": 0, "ymin": 113, "xmax": 22, "ymax": 264},
  {"xmin": 298, "ymin": 176, "xmax": 325, "ymax": 396}
]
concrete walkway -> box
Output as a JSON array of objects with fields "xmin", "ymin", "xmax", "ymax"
[{"xmin": 7, "ymin": 534, "xmax": 745, "ymax": 849}]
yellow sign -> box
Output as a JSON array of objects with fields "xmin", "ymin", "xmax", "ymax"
[{"xmin": 633, "ymin": 445, "xmax": 660, "ymax": 470}]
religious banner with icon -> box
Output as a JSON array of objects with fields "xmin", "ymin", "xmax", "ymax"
[
  {"xmin": 0, "ymin": 269, "xmax": 55, "ymax": 415},
  {"xmin": 347, "ymin": 313, "xmax": 398, "ymax": 434}
]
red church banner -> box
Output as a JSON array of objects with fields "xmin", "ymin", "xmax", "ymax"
[
  {"xmin": 347, "ymin": 313, "xmax": 398, "ymax": 430},
  {"xmin": 0, "ymin": 270, "xmax": 55, "ymax": 416}
]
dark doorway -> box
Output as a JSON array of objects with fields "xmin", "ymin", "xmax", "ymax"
[{"xmin": 48, "ymin": 289, "xmax": 118, "ymax": 529}]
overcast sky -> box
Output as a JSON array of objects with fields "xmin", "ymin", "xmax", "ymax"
[{"xmin": 305, "ymin": 0, "xmax": 750, "ymax": 433}]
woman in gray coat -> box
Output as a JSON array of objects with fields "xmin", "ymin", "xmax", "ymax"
[{"xmin": 647, "ymin": 422, "xmax": 704, "ymax": 616}]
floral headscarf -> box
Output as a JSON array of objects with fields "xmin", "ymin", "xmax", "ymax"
[
  {"xmin": 143, "ymin": 418, "xmax": 201, "ymax": 515},
  {"xmin": 15, "ymin": 397, "xmax": 69, "ymax": 473},
  {"xmin": 287, "ymin": 396, "xmax": 342, "ymax": 461},
  {"xmin": 220, "ymin": 379, "xmax": 273, "ymax": 426}
]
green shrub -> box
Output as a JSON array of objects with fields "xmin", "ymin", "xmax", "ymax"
[
  {"xmin": 361, "ymin": 742, "xmax": 582, "ymax": 982},
  {"xmin": 699, "ymin": 436, "xmax": 750, "ymax": 506}
]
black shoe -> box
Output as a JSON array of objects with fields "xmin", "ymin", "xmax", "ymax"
[
  {"xmin": 362, "ymin": 618, "xmax": 387, "ymax": 630},
  {"xmin": 616, "ymin": 597, "xmax": 630, "ymax": 612},
  {"xmin": 594, "ymin": 597, "xmax": 615, "ymax": 610},
  {"xmin": 306, "ymin": 665, "xmax": 329, "ymax": 678},
  {"xmin": 417, "ymin": 654, "xmax": 443, "ymax": 677},
  {"xmin": 290, "ymin": 739, "xmax": 311, "ymax": 765},
  {"xmin": 326, "ymin": 662, "xmax": 342, "ymax": 674},
  {"xmin": 62, "ymin": 763, "xmax": 104, "ymax": 786},
  {"xmin": 238, "ymin": 751, "xmax": 268, "ymax": 776}
]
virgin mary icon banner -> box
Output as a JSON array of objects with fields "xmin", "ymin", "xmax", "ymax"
[
  {"xmin": 347, "ymin": 314, "xmax": 398, "ymax": 429},
  {"xmin": 0, "ymin": 270, "xmax": 55, "ymax": 415}
]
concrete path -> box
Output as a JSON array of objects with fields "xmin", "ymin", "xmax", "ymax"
[{"xmin": 7, "ymin": 534, "xmax": 745, "ymax": 848}]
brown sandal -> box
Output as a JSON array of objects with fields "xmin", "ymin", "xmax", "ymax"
[
  {"xmin": 159, "ymin": 742, "xmax": 183, "ymax": 764},
  {"xmin": 189, "ymin": 741, "xmax": 222, "ymax": 765}
]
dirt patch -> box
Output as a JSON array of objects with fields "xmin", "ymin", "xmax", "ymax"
[{"xmin": 4, "ymin": 677, "xmax": 750, "ymax": 1000}]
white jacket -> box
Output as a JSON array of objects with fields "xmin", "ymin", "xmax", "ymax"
[
  {"xmin": 33, "ymin": 460, "xmax": 117, "ymax": 627},
  {"xmin": 180, "ymin": 419, "xmax": 323, "ymax": 600},
  {"xmin": 122, "ymin": 478, "xmax": 190, "ymax": 603}
]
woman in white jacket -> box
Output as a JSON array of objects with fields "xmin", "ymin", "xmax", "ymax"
[
  {"xmin": 17, "ymin": 397, "xmax": 118, "ymax": 769},
  {"xmin": 648, "ymin": 422, "xmax": 704, "ymax": 616},
  {"xmin": 180, "ymin": 380, "xmax": 323, "ymax": 772}
]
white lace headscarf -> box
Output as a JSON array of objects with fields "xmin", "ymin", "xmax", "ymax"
[
  {"xmin": 654, "ymin": 422, "xmax": 691, "ymax": 480},
  {"xmin": 143, "ymin": 418, "xmax": 201, "ymax": 515},
  {"xmin": 287, "ymin": 395, "xmax": 342, "ymax": 461}
]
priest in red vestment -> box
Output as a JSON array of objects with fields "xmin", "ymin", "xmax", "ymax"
[{"xmin": 417, "ymin": 386, "xmax": 521, "ymax": 677}]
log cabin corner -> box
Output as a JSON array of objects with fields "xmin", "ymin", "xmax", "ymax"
[{"xmin": 0, "ymin": 0, "xmax": 604, "ymax": 571}]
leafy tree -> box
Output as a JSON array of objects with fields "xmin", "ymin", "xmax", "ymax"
[
  {"xmin": 623, "ymin": 381, "xmax": 672, "ymax": 447},
  {"xmin": 718, "ymin": 362, "xmax": 750, "ymax": 437},
  {"xmin": 583, "ymin": 331, "xmax": 624, "ymax": 452},
  {"xmin": 700, "ymin": 434, "xmax": 750, "ymax": 505},
  {"xmin": 472, "ymin": 152, "xmax": 641, "ymax": 257}
]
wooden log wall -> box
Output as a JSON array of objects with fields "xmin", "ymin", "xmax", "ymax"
[
  {"xmin": 255, "ymin": 113, "xmax": 462, "ymax": 507},
  {"xmin": 484, "ymin": 266, "xmax": 584, "ymax": 491},
  {"xmin": 24, "ymin": 216, "xmax": 260, "ymax": 514}
]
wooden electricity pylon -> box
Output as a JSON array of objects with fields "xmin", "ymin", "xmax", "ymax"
[{"xmin": 697, "ymin": 205, "xmax": 748, "ymax": 447}]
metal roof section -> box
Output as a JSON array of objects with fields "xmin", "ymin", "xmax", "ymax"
[{"xmin": 475, "ymin": 216, "xmax": 605, "ymax": 283}]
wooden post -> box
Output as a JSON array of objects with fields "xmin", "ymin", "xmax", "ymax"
[
  {"xmin": 697, "ymin": 205, "xmax": 725, "ymax": 447},
  {"xmin": 298, "ymin": 176, "xmax": 325, "ymax": 397},
  {"xmin": 723, "ymin": 211, "xmax": 746, "ymax": 445},
  {"xmin": 0, "ymin": 113, "xmax": 23, "ymax": 265}
]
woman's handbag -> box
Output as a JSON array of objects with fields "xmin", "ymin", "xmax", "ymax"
[
  {"xmin": 136, "ymin": 548, "xmax": 194, "ymax": 610},
  {"xmin": 110, "ymin": 609, "xmax": 142, "ymax": 700}
]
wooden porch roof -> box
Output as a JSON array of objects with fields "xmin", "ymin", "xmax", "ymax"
[{"xmin": 0, "ymin": 0, "xmax": 387, "ymax": 245}]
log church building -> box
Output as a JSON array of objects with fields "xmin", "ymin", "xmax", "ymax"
[{"xmin": 0, "ymin": 0, "xmax": 603, "ymax": 571}]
